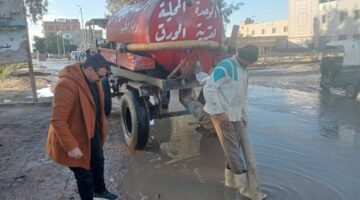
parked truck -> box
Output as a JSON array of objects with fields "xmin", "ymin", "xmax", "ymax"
[
  {"xmin": 86, "ymin": 0, "xmax": 235, "ymax": 149},
  {"xmin": 320, "ymin": 39, "xmax": 360, "ymax": 99}
]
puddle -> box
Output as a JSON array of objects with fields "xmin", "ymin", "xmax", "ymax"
[{"xmin": 118, "ymin": 85, "xmax": 360, "ymax": 200}]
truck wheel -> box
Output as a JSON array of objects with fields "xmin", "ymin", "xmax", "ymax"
[
  {"xmin": 320, "ymin": 76, "xmax": 330, "ymax": 91},
  {"xmin": 345, "ymin": 84, "xmax": 358, "ymax": 99},
  {"xmin": 119, "ymin": 91, "xmax": 149, "ymax": 149},
  {"xmin": 101, "ymin": 77, "xmax": 112, "ymax": 116}
]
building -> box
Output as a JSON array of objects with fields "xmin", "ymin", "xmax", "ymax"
[
  {"xmin": 316, "ymin": 0, "xmax": 360, "ymax": 48},
  {"xmin": 238, "ymin": 0, "xmax": 360, "ymax": 52},
  {"xmin": 43, "ymin": 19, "xmax": 103, "ymax": 48},
  {"xmin": 288, "ymin": 0, "xmax": 319, "ymax": 49},
  {"xmin": 239, "ymin": 18, "xmax": 289, "ymax": 53},
  {"xmin": 43, "ymin": 19, "xmax": 81, "ymax": 37}
]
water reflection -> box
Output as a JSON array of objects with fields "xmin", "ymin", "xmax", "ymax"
[
  {"xmin": 318, "ymin": 91, "xmax": 360, "ymax": 146},
  {"xmin": 119, "ymin": 86, "xmax": 360, "ymax": 200},
  {"xmin": 159, "ymin": 115, "xmax": 200, "ymax": 160},
  {"xmin": 120, "ymin": 115, "xmax": 239, "ymax": 200}
]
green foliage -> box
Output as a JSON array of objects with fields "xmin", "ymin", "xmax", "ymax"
[
  {"xmin": 44, "ymin": 36, "xmax": 59, "ymax": 54},
  {"xmin": 33, "ymin": 36, "xmax": 46, "ymax": 53},
  {"xmin": 106, "ymin": 0, "xmax": 133, "ymax": 13},
  {"xmin": 24, "ymin": 0, "xmax": 49, "ymax": 23},
  {"xmin": 215, "ymin": 0, "xmax": 243, "ymax": 24},
  {"xmin": 0, "ymin": 64, "xmax": 23, "ymax": 81},
  {"xmin": 33, "ymin": 36, "xmax": 78, "ymax": 54}
]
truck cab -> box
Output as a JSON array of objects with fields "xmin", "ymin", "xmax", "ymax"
[{"xmin": 320, "ymin": 39, "xmax": 360, "ymax": 99}]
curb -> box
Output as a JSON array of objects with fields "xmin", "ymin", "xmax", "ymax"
[{"xmin": 0, "ymin": 101, "xmax": 52, "ymax": 107}]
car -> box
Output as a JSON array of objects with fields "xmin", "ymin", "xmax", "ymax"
[{"xmin": 70, "ymin": 51, "xmax": 86, "ymax": 61}]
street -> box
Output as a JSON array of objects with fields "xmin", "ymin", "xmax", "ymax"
[
  {"xmin": 0, "ymin": 62, "xmax": 359, "ymax": 200},
  {"xmin": 119, "ymin": 63, "xmax": 360, "ymax": 200}
]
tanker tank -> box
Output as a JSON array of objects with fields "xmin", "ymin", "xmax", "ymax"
[{"xmin": 106, "ymin": 0, "xmax": 224, "ymax": 74}]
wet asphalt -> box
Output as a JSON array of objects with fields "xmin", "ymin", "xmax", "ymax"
[{"xmin": 116, "ymin": 64, "xmax": 360, "ymax": 200}]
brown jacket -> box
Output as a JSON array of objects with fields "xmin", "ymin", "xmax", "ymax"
[{"xmin": 46, "ymin": 63, "xmax": 106, "ymax": 170}]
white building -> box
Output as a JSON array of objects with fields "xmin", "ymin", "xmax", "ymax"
[
  {"xmin": 239, "ymin": 0, "xmax": 360, "ymax": 51},
  {"xmin": 240, "ymin": 19, "xmax": 289, "ymax": 38},
  {"xmin": 316, "ymin": 0, "xmax": 360, "ymax": 48},
  {"xmin": 239, "ymin": 19, "xmax": 289, "ymax": 53},
  {"xmin": 288, "ymin": 0, "xmax": 319, "ymax": 49}
]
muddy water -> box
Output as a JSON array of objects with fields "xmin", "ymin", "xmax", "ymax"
[{"xmin": 118, "ymin": 85, "xmax": 360, "ymax": 200}]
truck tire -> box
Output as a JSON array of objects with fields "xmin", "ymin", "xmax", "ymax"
[
  {"xmin": 320, "ymin": 76, "xmax": 330, "ymax": 91},
  {"xmin": 345, "ymin": 84, "xmax": 358, "ymax": 99},
  {"xmin": 119, "ymin": 91, "xmax": 149, "ymax": 149},
  {"xmin": 101, "ymin": 77, "xmax": 112, "ymax": 116}
]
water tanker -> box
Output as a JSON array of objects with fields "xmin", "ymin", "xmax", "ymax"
[
  {"xmin": 86, "ymin": 0, "xmax": 238, "ymax": 150},
  {"xmin": 102, "ymin": 0, "xmax": 224, "ymax": 74}
]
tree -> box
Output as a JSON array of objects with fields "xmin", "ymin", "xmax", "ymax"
[
  {"xmin": 106, "ymin": 0, "xmax": 134, "ymax": 14},
  {"xmin": 44, "ymin": 36, "xmax": 59, "ymax": 54},
  {"xmin": 215, "ymin": 0, "xmax": 243, "ymax": 24},
  {"xmin": 24, "ymin": 0, "xmax": 48, "ymax": 23},
  {"xmin": 33, "ymin": 36, "xmax": 46, "ymax": 53},
  {"xmin": 34, "ymin": 36, "xmax": 78, "ymax": 54}
]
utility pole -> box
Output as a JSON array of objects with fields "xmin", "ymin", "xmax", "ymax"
[
  {"xmin": 76, "ymin": 5, "xmax": 86, "ymax": 49},
  {"xmin": 23, "ymin": 2, "xmax": 38, "ymax": 102},
  {"xmin": 56, "ymin": 31, "xmax": 61, "ymax": 58},
  {"xmin": 59, "ymin": 31, "xmax": 66, "ymax": 57}
]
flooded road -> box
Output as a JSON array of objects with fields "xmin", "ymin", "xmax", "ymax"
[{"xmin": 118, "ymin": 64, "xmax": 360, "ymax": 200}]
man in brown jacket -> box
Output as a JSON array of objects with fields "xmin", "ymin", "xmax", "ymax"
[{"xmin": 46, "ymin": 54, "xmax": 117, "ymax": 200}]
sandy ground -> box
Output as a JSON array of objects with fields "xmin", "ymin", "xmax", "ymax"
[
  {"xmin": 0, "ymin": 104, "xmax": 130, "ymax": 200},
  {"xmin": 0, "ymin": 59, "xmax": 72, "ymax": 103},
  {"xmin": 0, "ymin": 76, "xmax": 52, "ymax": 102}
]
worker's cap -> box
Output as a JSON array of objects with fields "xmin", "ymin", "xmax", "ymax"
[{"xmin": 237, "ymin": 45, "xmax": 259, "ymax": 63}]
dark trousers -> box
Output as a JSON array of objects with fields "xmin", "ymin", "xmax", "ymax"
[{"xmin": 69, "ymin": 128, "xmax": 106, "ymax": 200}]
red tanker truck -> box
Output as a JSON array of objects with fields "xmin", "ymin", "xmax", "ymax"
[{"xmin": 86, "ymin": 0, "xmax": 237, "ymax": 149}]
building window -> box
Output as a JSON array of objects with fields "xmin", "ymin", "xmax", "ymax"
[
  {"xmin": 319, "ymin": 0, "xmax": 336, "ymax": 3},
  {"xmin": 338, "ymin": 35, "xmax": 347, "ymax": 40},
  {"xmin": 272, "ymin": 28, "xmax": 276, "ymax": 34},
  {"xmin": 252, "ymin": 30, "xmax": 255, "ymax": 35},
  {"xmin": 262, "ymin": 29, "xmax": 265, "ymax": 35},
  {"xmin": 339, "ymin": 11, "xmax": 347, "ymax": 22},
  {"xmin": 354, "ymin": 34, "xmax": 360, "ymax": 39},
  {"xmin": 283, "ymin": 26, "xmax": 288, "ymax": 32},
  {"xmin": 355, "ymin": 10, "xmax": 360, "ymax": 20},
  {"xmin": 322, "ymin": 15, "xmax": 327, "ymax": 23}
]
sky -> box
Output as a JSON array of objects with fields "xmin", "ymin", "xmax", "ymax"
[{"xmin": 29, "ymin": 0, "xmax": 289, "ymax": 43}]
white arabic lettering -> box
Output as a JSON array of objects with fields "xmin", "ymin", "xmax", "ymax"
[
  {"xmin": 166, "ymin": 32, "xmax": 173, "ymax": 40},
  {"xmin": 195, "ymin": 0, "xmax": 201, "ymax": 14},
  {"xmin": 206, "ymin": 7, "xmax": 214, "ymax": 19},
  {"xmin": 196, "ymin": 28, "xmax": 217, "ymax": 41},
  {"xmin": 196, "ymin": 30, "xmax": 205, "ymax": 38},
  {"xmin": 155, "ymin": 24, "xmax": 166, "ymax": 42},
  {"xmin": 204, "ymin": 29, "xmax": 217, "ymax": 40},
  {"xmin": 182, "ymin": 27, "xmax": 186, "ymax": 39},
  {"xmin": 171, "ymin": 23, "xmax": 182, "ymax": 40},
  {"xmin": 158, "ymin": 0, "xmax": 182, "ymax": 19},
  {"xmin": 197, "ymin": 6, "xmax": 215, "ymax": 19}
]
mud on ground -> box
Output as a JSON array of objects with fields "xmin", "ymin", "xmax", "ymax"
[
  {"xmin": 0, "ymin": 104, "xmax": 130, "ymax": 200},
  {"xmin": 0, "ymin": 63, "xmax": 53, "ymax": 103}
]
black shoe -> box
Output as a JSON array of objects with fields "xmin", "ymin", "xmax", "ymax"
[{"xmin": 94, "ymin": 190, "xmax": 118, "ymax": 200}]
